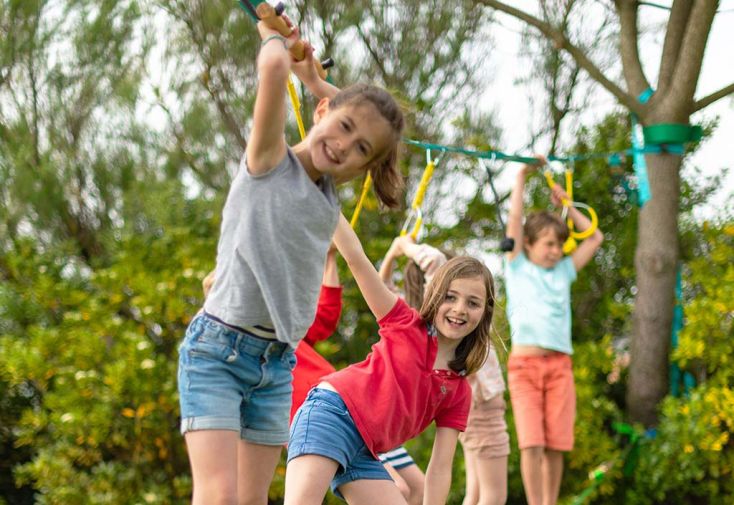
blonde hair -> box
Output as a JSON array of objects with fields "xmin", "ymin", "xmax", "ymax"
[
  {"xmin": 329, "ymin": 84, "xmax": 405, "ymax": 209},
  {"xmin": 418, "ymin": 256, "xmax": 495, "ymax": 375}
]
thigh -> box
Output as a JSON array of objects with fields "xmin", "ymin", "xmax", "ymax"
[
  {"xmin": 284, "ymin": 454, "xmax": 339, "ymax": 505},
  {"xmin": 340, "ymin": 478, "xmax": 408, "ymax": 505},
  {"xmin": 178, "ymin": 317, "xmax": 244, "ymax": 432},
  {"xmin": 185, "ymin": 430, "xmax": 239, "ymax": 500},
  {"xmin": 544, "ymin": 357, "xmax": 575, "ymax": 451},
  {"xmin": 475, "ymin": 455, "xmax": 508, "ymax": 505},
  {"xmin": 241, "ymin": 348, "xmax": 296, "ymax": 445},
  {"xmin": 237, "ymin": 440, "xmax": 282, "ymax": 505},
  {"xmin": 508, "ymin": 357, "xmax": 545, "ymax": 449},
  {"xmin": 396, "ymin": 463, "xmax": 425, "ymax": 499}
]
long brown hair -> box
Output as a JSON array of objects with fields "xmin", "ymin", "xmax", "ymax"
[
  {"xmin": 418, "ymin": 256, "xmax": 495, "ymax": 375},
  {"xmin": 329, "ymin": 83, "xmax": 405, "ymax": 209}
]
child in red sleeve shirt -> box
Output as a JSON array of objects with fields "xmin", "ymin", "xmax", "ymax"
[{"xmin": 285, "ymin": 215, "xmax": 497, "ymax": 505}]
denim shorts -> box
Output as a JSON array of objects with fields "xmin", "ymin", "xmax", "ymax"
[
  {"xmin": 288, "ymin": 388, "xmax": 391, "ymax": 498},
  {"xmin": 177, "ymin": 313, "xmax": 296, "ymax": 445}
]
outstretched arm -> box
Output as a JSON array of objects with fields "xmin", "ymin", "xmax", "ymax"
[
  {"xmin": 290, "ymin": 42, "xmax": 340, "ymax": 100},
  {"xmin": 333, "ymin": 214, "xmax": 398, "ymax": 320},
  {"xmin": 246, "ymin": 21, "xmax": 300, "ymax": 175},
  {"xmin": 422, "ymin": 427, "xmax": 459, "ymax": 505},
  {"xmin": 506, "ymin": 156, "xmax": 545, "ymax": 260},
  {"xmin": 550, "ymin": 185, "xmax": 604, "ymax": 271}
]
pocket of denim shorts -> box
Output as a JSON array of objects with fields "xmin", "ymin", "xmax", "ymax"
[
  {"xmin": 314, "ymin": 394, "xmax": 350, "ymax": 417},
  {"xmin": 284, "ymin": 351, "xmax": 297, "ymax": 371},
  {"xmin": 188, "ymin": 325, "xmax": 234, "ymax": 362}
]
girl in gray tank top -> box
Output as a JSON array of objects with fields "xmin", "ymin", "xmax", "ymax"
[{"xmin": 177, "ymin": 15, "xmax": 406, "ymax": 505}]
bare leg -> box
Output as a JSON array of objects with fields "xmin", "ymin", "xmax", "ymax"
[
  {"xmin": 396, "ymin": 464, "xmax": 425, "ymax": 505},
  {"xmin": 340, "ymin": 478, "xmax": 408, "ymax": 505},
  {"xmin": 186, "ymin": 430, "xmax": 240, "ymax": 505},
  {"xmin": 520, "ymin": 447, "xmax": 544, "ymax": 505},
  {"xmin": 284, "ymin": 454, "xmax": 339, "ymax": 505},
  {"xmin": 384, "ymin": 463, "xmax": 411, "ymax": 502},
  {"xmin": 475, "ymin": 455, "xmax": 508, "ymax": 505},
  {"xmin": 236, "ymin": 440, "xmax": 283, "ymax": 505},
  {"xmin": 462, "ymin": 451, "xmax": 479, "ymax": 505},
  {"xmin": 541, "ymin": 450, "xmax": 564, "ymax": 505}
]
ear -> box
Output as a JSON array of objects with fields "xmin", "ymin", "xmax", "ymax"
[{"xmin": 313, "ymin": 97, "xmax": 331, "ymax": 124}]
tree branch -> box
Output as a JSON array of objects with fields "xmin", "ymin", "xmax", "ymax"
[
  {"xmin": 656, "ymin": 0, "xmax": 693, "ymax": 95},
  {"xmin": 615, "ymin": 0, "xmax": 652, "ymax": 95},
  {"xmin": 475, "ymin": 0, "xmax": 644, "ymax": 115},
  {"xmin": 666, "ymin": 0, "xmax": 718, "ymax": 116},
  {"xmin": 692, "ymin": 82, "xmax": 734, "ymax": 112}
]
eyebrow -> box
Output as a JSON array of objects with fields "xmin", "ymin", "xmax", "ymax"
[
  {"xmin": 345, "ymin": 116, "xmax": 373, "ymax": 154},
  {"xmin": 448, "ymin": 289, "xmax": 484, "ymax": 303}
]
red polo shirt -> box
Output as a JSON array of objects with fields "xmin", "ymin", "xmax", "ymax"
[
  {"xmin": 323, "ymin": 298, "xmax": 471, "ymax": 457},
  {"xmin": 290, "ymin": 285, "xmax": 342, "ymax": 422}
]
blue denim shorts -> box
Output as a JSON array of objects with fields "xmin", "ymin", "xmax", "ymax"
[
  {"xmin": 177, "ymin": 313, "xmax": 296, "ymax": 445},
  {"xmin": 288, "ymin": 388, "xmax": 391, "ymax": 498}
]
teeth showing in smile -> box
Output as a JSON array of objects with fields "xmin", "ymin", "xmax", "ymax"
[
  {"xmin": 324, "ymin": 145, "xmax": 339, "ymax": 163},
  {"xmin": 447, "ymin": 317, "xmax": 465, "ymax": 326}
]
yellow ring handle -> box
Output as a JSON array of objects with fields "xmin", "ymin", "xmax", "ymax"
[{"xmin": 569, "ymin": 203, "xmax": 598, "ymax": 240}]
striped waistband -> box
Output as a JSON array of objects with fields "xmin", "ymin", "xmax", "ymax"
[{"xmin": 202, "ymin": 311, "xmax": 277, "ymax": 340}]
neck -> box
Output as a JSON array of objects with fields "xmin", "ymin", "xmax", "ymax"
[
  {"xmin": 434, "ymin": 334, "xmax": 461, "ymax": 370},
  {"xmin": 292, "ymin": 140, "xmax": 321, "ymax": 182}
]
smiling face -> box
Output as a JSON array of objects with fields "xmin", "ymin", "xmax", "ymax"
[
  {"xmin": 524, "ymin": 226, "xmax": 564, "ymax": 269},
  {"xmin": 434, "ymin": 276, "xmax": 487, "ymax": 343},
  {"xmin": 309, "ymin": 101, "xmax": 394, "ymax": 183}
]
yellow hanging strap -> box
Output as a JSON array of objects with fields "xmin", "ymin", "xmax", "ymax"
[
  {"xmin": 543, "ymin": 166, "xmax": 598, "ymax": 253},
  {"xmin": 401, "ymin": 151, "xmax": 437, "ymax": 240},
  {"xmin": 349, "ymin": 173, "xmax": 373, "ymax": 229},
  {"xmin": 287, "ymin": 77, "xmax": 306, "ymax": 140}
]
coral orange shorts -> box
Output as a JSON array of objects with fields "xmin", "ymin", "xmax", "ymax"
[{"xmin": 508, "ymin": 353, "xmax": 575, "ymax": 452}]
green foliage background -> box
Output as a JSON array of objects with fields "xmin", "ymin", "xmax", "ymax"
[{"xmin": 0, "ymin": 1, "xmax": 732, "ymax": 504}]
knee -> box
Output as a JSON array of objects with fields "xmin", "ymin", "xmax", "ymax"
[
  {"xmin": 195, "ymin": 485, "xmax": 239, "ymax": 505},
  {"xmin": 238, "ymin": 490, "xmax": 269, "ymax": 505}
]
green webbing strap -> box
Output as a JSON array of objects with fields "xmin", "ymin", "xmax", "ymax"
[
  {"xmin": 670, "ymin": 266, "xmax": 695, "ymax": 397},
  {"xmin": 571, "ymin": 422, "xmax": 644, "ymax": 505},
  {"xmin": 631, "ymin": 88, "xmax": 654, "ymax": 207},
  {"xmin": 403, "ymin": 138, "xmax": 690, "ymax": 168}
]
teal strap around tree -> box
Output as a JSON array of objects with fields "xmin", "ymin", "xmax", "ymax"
[
  {"xmin": 631, "ymin": 88, "xmax": 654, "ymax": 207},
  {"xmin": 670, "ymin": 266, "xmax": 695, "ymax": 397}
]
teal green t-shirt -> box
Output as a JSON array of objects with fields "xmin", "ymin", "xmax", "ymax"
[{"xmin": 504, "ymin": 252, "xmax": 577, "ymax": 354}]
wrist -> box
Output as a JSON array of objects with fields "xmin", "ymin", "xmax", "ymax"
[{"xmin": 261, "ymin": 34, "xmax": 288, "ymax": 50}]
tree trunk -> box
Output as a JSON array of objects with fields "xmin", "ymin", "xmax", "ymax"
[{"xmin": 627, "ymin": 150, "xmax": 681, "ymax": 426}]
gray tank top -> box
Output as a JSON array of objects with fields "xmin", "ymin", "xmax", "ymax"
[{"xmin": 204, "ymin": 147, "xmax": 339, "ymax": 345}]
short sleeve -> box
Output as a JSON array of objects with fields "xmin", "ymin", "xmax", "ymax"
[{"xmin": 434, "ymin": 381, "xmax": 471, "ymax": 431}]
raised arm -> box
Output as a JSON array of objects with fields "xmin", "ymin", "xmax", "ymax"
[
  {"xmin": 550, "ymin": 185, "xmax": 605, "ymax": 272},
  {"xmin": 333, "ymin": 214, "xmax": 398, "ymax": 320},
  {"xmin": 245, "ymin": 21, "xmax": 300, "ymax": 175},
  {"xmin": 506, "ymin": 156, "xmax": 544, "ymax": 260},
  {"xmin": 422, "ymin": 427, "xmax": 459, "ymax": 505},
  {"xmin": 290, "ymin": 42, "xmax": 340, "ymax": 100}
]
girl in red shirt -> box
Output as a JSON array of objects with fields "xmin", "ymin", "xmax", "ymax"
[{"xmin": 285, "ymin": 214, "xmax": 496, "ymax": 505}]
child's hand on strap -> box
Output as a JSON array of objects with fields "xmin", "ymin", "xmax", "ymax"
[
  {"xmin": 521, "ymin": 154, "xmax": 546, "ymax": 177},
  {"xmin": 551, "ymin": 184, "xmax": 570, "ymax": 208},
  {"xmin": 413, "ymin": 245, "xmax": 447, "ymax": 281}
]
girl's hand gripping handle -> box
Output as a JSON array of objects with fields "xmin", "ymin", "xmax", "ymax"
[{"xmin": 255, "ymin": 2, "xmax": 328, "ymax": 79}]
